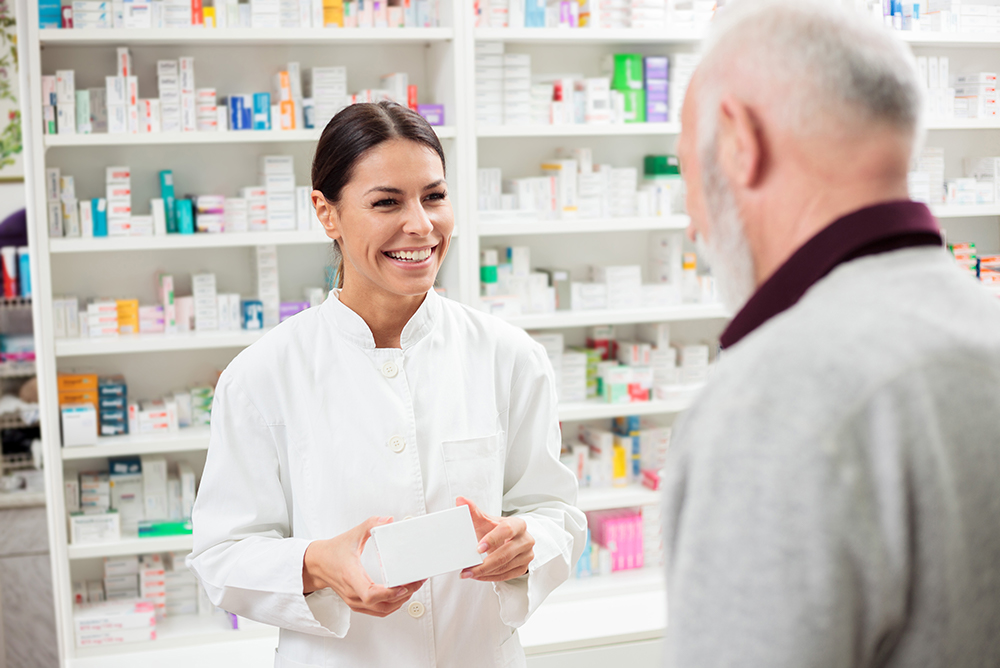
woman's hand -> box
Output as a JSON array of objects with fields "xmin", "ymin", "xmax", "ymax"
[
  {"xmin": 302, "ymin": 516, "xmax": 426, "ymax": 618},
  {"xmin": 456, "ymin": 497, "xmax": 535, "ymax": 582}
]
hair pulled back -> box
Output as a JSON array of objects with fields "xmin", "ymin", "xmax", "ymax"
[{"xmin": 312, "ymin": 102, "xmax": 446, "ymax": 289}]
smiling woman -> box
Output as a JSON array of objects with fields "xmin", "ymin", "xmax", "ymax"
[{"xmin": 186, "ymin": 101, "xmax": 586, "ymax": 668}]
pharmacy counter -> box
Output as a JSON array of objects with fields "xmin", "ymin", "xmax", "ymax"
[{"xmin": 68, "ymin": 569, "xmax": 667, "ymax": 668}]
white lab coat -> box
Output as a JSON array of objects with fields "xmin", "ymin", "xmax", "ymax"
[{"xmin": 187, "ymin": 288, "xmax": 587, "ymax": 668}]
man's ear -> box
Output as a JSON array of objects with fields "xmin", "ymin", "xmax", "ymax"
[
  {"xmin": 312, "ymin": 191, "xmax": 342, "ymax": 241},
  {"xmin": 716, "ymin": 95, "xmax": 765, "ymax": 190}
]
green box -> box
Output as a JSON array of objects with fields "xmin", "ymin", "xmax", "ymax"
[
  {"xmin": 622, "ymin": 90, "xmax": 647, "ymax": 123},
  {"xmin": 611, "ymin": 54, "xmax": 645, "ymax": 91}
]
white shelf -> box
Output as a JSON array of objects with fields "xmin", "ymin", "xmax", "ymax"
[
  {"xmin": 477, "ymin": 122, "xmax": 679, "ymax": 138},
  {"xmin": 67, "ymin": 535, "xmax": 193, "ymax": 560},
  {"xmin": 576, "ymin": 485, "xmax": 661, "ymax": 512},
  {"xmin": 55, "ymin": 330, "xmax": 267, "ymax": 357},
  {"xmin": 520, "ymin": 569, "xmax": 665, "ymax": 654},
  {"xmin": 899, "ymin": 31, "xmax": 1000, "ymax": 47},
  {"xmin": 50, "ymin": 230, "xmax": 332, "ymax": 253},
  {"xmin": 505, "ymin": 303, "xmax": 730, "ymax": 329},
  {"xmin": 39, "ymin": 27, "xmax": 454, "ymax": 46},
  {"xmin": 476, "ymin": 27, "xmax": 703, "ymax": 44},
  {"xmin": 931, "ymin": 204, "xmax": 1000, "ymax": 218},
  {"xmin": 479, "ymin": 215, "xmax": 688, "ymax": 236},
  {"xmin": 925, "ymin": 119, "xmax": 1000, "ymax": 130},
  {"xmin": 71, "ymin": 614, "xmax": 277, "ymax": 663},
  {"xmin": 558, "ymin": 396, "xmax": 693, "ymax": 422},
  {"xmin": 44, "ymin": 126, "xmax": 455, "ymax": 149},
  {"xmin": 61, "ymin": 428, "xmax": 211, "ymax": 461}
]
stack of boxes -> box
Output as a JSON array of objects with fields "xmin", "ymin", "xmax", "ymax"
[
  {"xmin": 311, "ymin": 67, "xmax": 348, "ymax": 129},
  {"xmin": 953, "ymin": 71, "xmax": 997, "ymax": 119},
  {"xmin": 72, "ymin": 600, "xmax": 157, "ymax": 648},
  {"xmin": 644, "ymin": 57, "xmax": 669, "ymax": 123},
  {"xmin": 241, "ymin": 186, "xmax": 269, "ymax": 231},
  {"xmin": 629, "ymin": 0, "xmax": 667, "ymax": 29},
  {"xmin": 251, "ymin": 0, "xmax": 281, "ymax": 27},
  {"xmin": 180, "ymin": 57, "xmax": 196, "ymax": 132},
  {"xmin": 607, "ymin": 54, "xmax": 645, "ymax": 123},
  {"xmin": 593, "ymin": 265, "xmax": 642, "ymax": 310},
  {"xmin": 504, "ymin": 53, "xmax": 532, "ymax": 125},
  {"xmin": 476, "ymin": 42, "xmax": 504, "ymax": 126},
  {"xmin": 106, "ymin": 54, "xmax": 138, "ymax": 135},
  {"xmin": 560, "ymin": 350, "xmax": 588, "ymax": 402},
  {"xmin": 915, "ymin": 55, "xmax": 953, "ymax": 120},
  {"xmin": 196, "ymin": 88, "xmax": 218, "ymax": 132},
  {"xmin": 80, "ymin": 471, "xmax": 111, "ymax": 515},
  {"xmin": 103, "ymin": 556, "xmax": 140, "ymax": 601},
  {"xmin": 138, "ymin": 305, "xmax": 166, "ymax": 334},
  {"xmin": 262, "ymin": 156, "xmax": 296, "ymax": 231},
  {"xmin": 164, "ymin": 0, "xmax": 194, "ymax": 27},
  {"xmin": 677, "ymin": 343, "xmax": 709, "ymax": 386},
  {"xmin": 190, "ymin": 386, "xmax": 214, "ymax": 426},
  {"xmin": 668, "ymin": 54, "xmax": 698, "ymax": 123},
  {"xmin": 106, "ymin": 166, "xmax": 132, "ymax": 237},
  {"xmin": 165, "ymin": 552, "xmax": 199, "ymax": 617},
  {"xmin": 86, "ymin": 300, "xmax": 119, "ymax": 338},
  {"xmin": 116, "ymin": 299, "xmax": 139, "ymax": 335},
  {"xmin": 55, "ymin": 69, "xmax": 76, "ymax": 135},
  {"xmin": 607, "ymin": 167, "xmax": 638, "ymax": 217},
  {"xmin": 224, "ymin": 197, "xmax": 250, "ymax": 232},
  {"xmin": 253, "ymin": 245, "xmax": 281, "ymax": 327},
  {"xmin": 159, "ymin": 60, "xmax": 180, "ymax": 133},
  {"xmin": 99, "ymin": 376, "xmax": 129, "ymax": 437},
  {"xmin": 192, "ymin": 273, "xmax": 218, "ymax": 332},
  {"xmin": 109, "ymin": 459, "xmax": 144, "ymax": 539},
  {"xmin": 195, "ymin": 195, "xmax": 226, "ymax": 233},
  {"xmin": 140, "ymin": 554, "xmax": 167, "ymax": 619},
  {"xmin": 641, "ymin": 504, "xmax": 665, "ymax": 568},
  {"xmin": 540, "ymin": 157, "xmax": 579, "ymax": 218}
]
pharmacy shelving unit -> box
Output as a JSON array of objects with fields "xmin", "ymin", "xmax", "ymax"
[{"xmin": 21, "ymin": 3, "xmax": 1000, "ymax": 666}]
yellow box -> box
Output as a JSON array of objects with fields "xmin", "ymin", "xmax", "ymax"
[{"xmin": 57, "ymin": 373, "xmax": 98, "ymax": 392}]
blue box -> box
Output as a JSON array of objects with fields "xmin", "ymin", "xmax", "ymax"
[
  {"xmin": 242, "ymin": 300, "xmax": 264, "ymax": 330},
  {"xmin": 109, "ymin": 457, "xmax": 141, "ymax": 475},
  {"xmin": 92, "ymin": 199, "xmax": 108, "ymax": 237},
  {"xmin": 253, "ymin": 93, "xmax": 271, "ymax": 130},
  {"xmin": 229, "ymin": 96, "xmax": 246, "ymax": 130},
  {"xmin": 18, "ymin": 249, "xmax": 30, "ymax": 298},
  {"xmin": 176, "ymin": 199, "xmax": 194, "ymax": 234},
  {"xmin": 159, "ymin": 171, "xmax": 177, "ymax": 233}
]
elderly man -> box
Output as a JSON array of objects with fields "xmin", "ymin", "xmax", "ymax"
[{"xmin": 663, "ymin": 1, "xmax": 1000, "ymax": 667}]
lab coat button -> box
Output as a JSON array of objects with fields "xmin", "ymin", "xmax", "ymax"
[
  {"xmin": 381, "ymin": 361, "xmax": 399, "ymax": 378},
  {"xmin": 388, "ymin": 436, "xmax": 406, "ymax": 453},
  {"xmin": 407, "ymin": 601, "xmax": 425, "ymax": 619}
]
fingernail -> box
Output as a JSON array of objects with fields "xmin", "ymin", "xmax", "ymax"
[
  {"xmin": 478, "ymin": 542, "xmax": 488, "ymax": 553},
  {"xmin": 394, "ymin": 588, "xmax": 408, "ymax": 596},
  {"xmin": 461, "ymin": 571, "xmax": 473, "ymax": 579}
]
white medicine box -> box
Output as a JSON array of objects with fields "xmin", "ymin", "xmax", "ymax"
[
  {"xmin": 61, "ymin": 403, "xmax": 98, "ymax": 447},
  {"xmin": 369, "ymin": 505, "xmax": 484, "ymax": 587}
]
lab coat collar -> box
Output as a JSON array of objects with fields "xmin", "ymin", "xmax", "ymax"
[{"xmin": 322, "ymin": 288, "xmax": 440, "ymax": 351}]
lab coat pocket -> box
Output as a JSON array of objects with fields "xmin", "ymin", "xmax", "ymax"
[{"xmin": 441, "ymin": 432, "xmax": 504, "ymax": 517}]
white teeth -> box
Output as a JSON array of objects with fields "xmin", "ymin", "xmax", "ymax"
[{"xmin": 386, "ymin": 248, "xmax": 433, "ymax": 262}]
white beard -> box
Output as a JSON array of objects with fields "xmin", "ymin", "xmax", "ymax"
[{"xmin": 696, "ymin": 155, "xmax": 758, "ymax": 314}]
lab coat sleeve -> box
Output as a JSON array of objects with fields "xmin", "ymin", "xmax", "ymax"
[
  {"xmin": 493, "ymin": 343, "xmax": 588, "ymax": 627},
  {"xmin": 186, "ymin": 373, "xmax": 351, "ymax": 638}
]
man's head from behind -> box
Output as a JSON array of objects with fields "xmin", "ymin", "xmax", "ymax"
[{"xmin": 679, "ymin": 0, "xmax": 924, "ymax": 312}]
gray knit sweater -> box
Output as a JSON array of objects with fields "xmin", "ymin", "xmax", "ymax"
[{"xmin": 662, "ymin": 247, "xmax": 1000, "ymax": 668}]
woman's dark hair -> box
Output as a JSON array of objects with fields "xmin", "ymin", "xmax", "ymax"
[{"xmin": 312, "ymin": 101, "xmax": 447, "ymax": 289}]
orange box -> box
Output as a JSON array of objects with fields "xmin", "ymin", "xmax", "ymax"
[
  {"xmin": 59, "ymin": 390, "xmax": 99, "ymax": 408},
  {"xmin": 57, "ymin": 373, "xmax": 98, "ymax": 392},
  {"xmin": 279, "ymin": 99, "xmax": 297, "ymax": 130}
]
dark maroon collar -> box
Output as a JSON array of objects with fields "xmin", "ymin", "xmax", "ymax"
[{"xmin": 720, "ymin": 200, "xmax": 942, "ymax": 349}]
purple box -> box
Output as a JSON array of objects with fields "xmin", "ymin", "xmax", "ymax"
[
  {"xmin": 417, "ymin": 104, "xmax": 445, "ymax": 126},
  {"xmin": 647, "ymin": 97, "xmax": 668, "ymax": 123},
  {"xmin": 644, "ymin": 56, "xmax": 669, "ymax": 80},
  {"xmin": 279, "ymin": 301, "xmax": 310, "ymax": 322},
  {"xmin": 646, "ymin": 80, "xmax": 669, "ymax": 96}
]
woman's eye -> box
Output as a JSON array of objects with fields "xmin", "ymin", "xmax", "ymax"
[
  {"xmin": 373, "ymin": 199, "xmax": 398, "ymax": 207},
  {"xmin": 426, "ymin": 192, "xmax": 447, "ymax": 201}
]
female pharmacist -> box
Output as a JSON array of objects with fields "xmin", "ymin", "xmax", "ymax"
[{"xmin": 188, "ymin": 101, "xmax": 586, "ymax": 668}]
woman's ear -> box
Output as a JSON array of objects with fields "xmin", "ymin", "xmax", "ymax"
[{"xmin": 312, "ymin": 190, "xmax": 342, "ymax": 241}]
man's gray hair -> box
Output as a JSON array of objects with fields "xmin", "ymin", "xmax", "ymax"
[{"xmin": 697, "ymin": 0, "xmax": 924, "ymax": 153}]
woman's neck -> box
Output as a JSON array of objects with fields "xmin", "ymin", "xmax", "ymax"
[{"xmin": 338, "ymin": 282, "xmax": 427, "ymax": 349}]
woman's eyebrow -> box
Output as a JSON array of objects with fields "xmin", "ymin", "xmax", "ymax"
[
  {"xmin": 364, "ymin": 180, "xmax": 446, "ymax": 196},
  {"xmin": 363, "ymin": 186, "xmax": 405, "ymax": 196}
]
